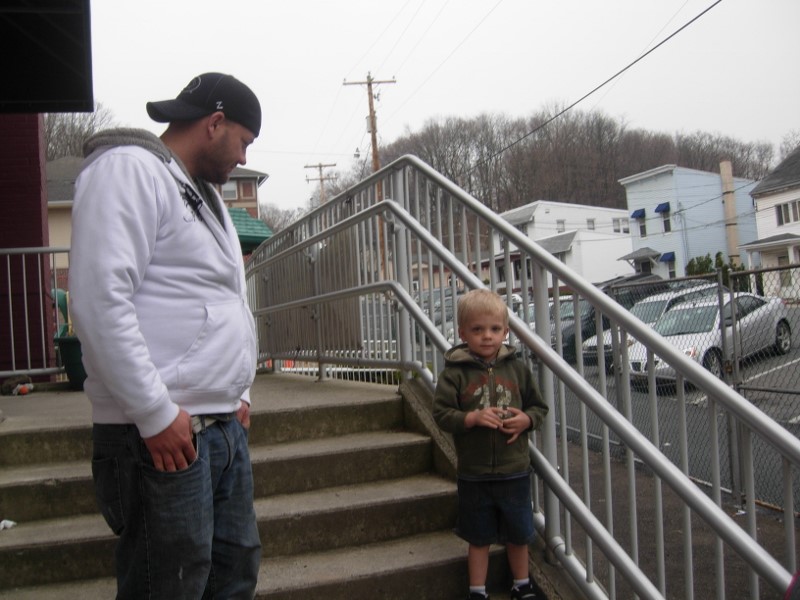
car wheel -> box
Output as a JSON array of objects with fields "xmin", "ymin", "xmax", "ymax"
[
  {"xmin": 775, "ymin": 321, "xmax": 792, "ymax": 355},
  {"xmin": 702, "ymin": 349, "xmax": 723, "ymax": 379}
]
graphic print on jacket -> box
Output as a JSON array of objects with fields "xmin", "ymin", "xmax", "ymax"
[{"xmin": 465, "ymin": 374, "xmax": 516, "ymax": 413}]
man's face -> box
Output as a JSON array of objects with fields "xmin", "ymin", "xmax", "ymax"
[
  {"xmin": 200, "ymin": 118, "xmax": 256, "ymax": 184},
  {"xmin": 458, "ymin": 311, "xmax": 508, "ymax": 361}
]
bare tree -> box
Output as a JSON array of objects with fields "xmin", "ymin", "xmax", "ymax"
[
  {"xmin": 379, "ymin": 106, "xmax": 778, "ymax": 214},
  {"xmin": 779, "ymin": 129, "xmax": 800, "ymax": 160},
  {"xmin": 261, "ymin": 204, "xmax": 306, "ymax": 234},
  {"xmin": 675, "ymin": 131, "xmax": 773, "ymax": 180},
  {"xmin": 43, "ymin": 103, "xmax": 117, "ymax": 160}
]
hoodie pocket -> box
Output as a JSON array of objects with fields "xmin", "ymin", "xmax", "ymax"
[{"xmin": 176, "ymin": 300, "xmax": 254, "ymax": 392}]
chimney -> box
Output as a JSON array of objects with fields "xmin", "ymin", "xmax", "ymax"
[{"xmin": 720, "ymin": 160, "xmax": 740, "ymax": 267}]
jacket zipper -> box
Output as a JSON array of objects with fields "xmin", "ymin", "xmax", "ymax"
[{"xmin": 488, "ymin": 366, "xmax": 496, "ymax": 472}]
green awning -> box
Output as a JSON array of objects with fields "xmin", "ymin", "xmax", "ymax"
[{"xmin": 227, "ymin": 208, "xmax": 273, "ymax": 253}]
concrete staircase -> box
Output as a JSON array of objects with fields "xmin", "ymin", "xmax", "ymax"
[{"xmin": 0, "ymin": 373, "xmax": 517, "ymax": 599}]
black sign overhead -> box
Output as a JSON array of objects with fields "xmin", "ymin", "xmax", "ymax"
[{"xmin": 0, "ymin": 0, "xmax": 93, "ymax": 113}]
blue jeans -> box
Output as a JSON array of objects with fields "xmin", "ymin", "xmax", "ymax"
[{"xmin": 92, "ymin": 418, "xmax": 261, "ymax": 599}]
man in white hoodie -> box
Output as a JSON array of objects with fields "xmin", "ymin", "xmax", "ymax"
[{"xmin": 69, "ymin": 73, "xmax": 262, "ymax": 599}]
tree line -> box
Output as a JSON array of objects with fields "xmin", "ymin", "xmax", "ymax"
[{"xmin": 374, "ymin": 103, "xmax": 782, "ymax": 213}]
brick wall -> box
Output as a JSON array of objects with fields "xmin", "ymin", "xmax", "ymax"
[{"xmin": 0, "ymin": 114, "xmax": 55, "ymax": 377}]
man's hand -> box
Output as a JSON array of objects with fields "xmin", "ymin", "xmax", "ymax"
[
  {"xmin": 143, "ymin": 409, "xmax": 196, "ymax": 472},
  {"xmin": 237, "ymin": 401, "xmax": 251, "ymax": 429},
  {"xmin": 499, "ymin": 407, "xmax": 533, "ymax": 444}
]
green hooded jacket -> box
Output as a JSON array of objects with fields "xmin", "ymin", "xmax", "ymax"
[{"xmin": 433, "ymin": 343, "xmax": 548, "ymax": 479}]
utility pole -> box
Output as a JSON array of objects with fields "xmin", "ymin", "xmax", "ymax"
[
  {"xmin": 343, "ymin": 72, "xmax": 396, "ymax": 177},
  {"xmin": 344, "ymin": 73, "xmax": 396, "ymax": 278},
  {"xmin": 304, "ymin": 162, "xmax": 337, "ymax": 204}
]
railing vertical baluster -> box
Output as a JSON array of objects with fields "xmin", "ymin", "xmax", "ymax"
[
  {"xmin": 742, "ymin": 427, "xmax": 760, "ymax": 600},
  {"xmin": 676, "ymin": 375, "xmax": 695, "ymax": 600},
  {"xmin": 647, "ymin": 345, "xmax": 666, "ymax": 595},
  {"xmin": 782, "ymin": 458, "xmax": 797, "ymax": 573},
  {"xmin": 708, "ymin": 396, "xmax": 726, "ymax": 600},
  {"xmin": 392, "ymin": 167, "xmax": 413, "ymax": 380},
  {"xmin": 534, "ymin": 262, "xmax": 560, "ymax": 561}
]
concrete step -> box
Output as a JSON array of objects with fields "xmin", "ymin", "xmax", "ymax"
[
  {"xmin": 251, "ymin": 431, "xmax": 433, "ymax": 497},
  {"xmin": 0, "ymin": 532, "xmax": 513, "ymax": 600},
  {"xmin": 0, "ymin": 460, "xmax": 93, "ymax": 522},
  {"xmin": 258, "ymin": 474, "xmax": 457, "ymax": 557},
  {"xmin": 0, "ymin": 374, "xmax": 519, "ymax": 597},
  {"xmin": 0, "ymin": 430, "xmax": 432, "ymax": 523},
  {"xmin": 0, "ymin": 375, "xmax": 404, "ymax": 469},
  {"xmin": 0, "ymin": 473, "xmax": 459, "ymax": 590},
  {"xmin": 0, "ymin": 433, "xmax": 440, "ymax": 589},
  {"xmin": 257, "ymin": 531, "xmax": 510, "ymax": 600}
]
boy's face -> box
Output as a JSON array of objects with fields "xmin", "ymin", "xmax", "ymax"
[{"xmin": 458, "ymin": 311, "xmax": 509, "ymax": 361}]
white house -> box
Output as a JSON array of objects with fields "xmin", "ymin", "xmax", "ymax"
[
  {"xmin": 497, "ymin": 200, "xmax": 634, "ymax": 289},
  {"xmin": 740, "ymin": 146, "xmax": 800, "ymax": 298},
  {"xmin": 618, "ymin": 163, "xmax": 757, "ymax": 279}
]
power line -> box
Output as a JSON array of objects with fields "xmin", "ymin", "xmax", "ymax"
[
  {"xmin": 383, "ymin": 0, "xmax": 504, "ymax": 128},
  {"xmin": 463, "ymin": 0, "xmax": 724, "ymax": 177}
]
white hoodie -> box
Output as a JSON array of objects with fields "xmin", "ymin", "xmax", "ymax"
[{"xmin": 69, "ymin": 129, "xmax": 256, "ymax": 438}]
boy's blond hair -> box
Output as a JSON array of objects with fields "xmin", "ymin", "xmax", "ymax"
[{"xmin": 456, "ymin": 289, "xmax": 509, "ymax": 328}]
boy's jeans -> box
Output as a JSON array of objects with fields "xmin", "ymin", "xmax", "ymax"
[{"xmin": 92, "ymin": 417, "xmax": 261, "ymax": 599}]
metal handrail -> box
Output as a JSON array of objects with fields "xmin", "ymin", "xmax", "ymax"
[{"xmin": 247, "ymin": 154, "xmax": 799, "ymax": 597}]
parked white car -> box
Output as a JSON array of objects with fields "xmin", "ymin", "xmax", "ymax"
[
  {"xmin": 582, "ymin": 283, "xmax": 720, "ymax": 371},
  {"xmin": 627, "ymin": 292, "xmax": 792, "ymax": 384}
]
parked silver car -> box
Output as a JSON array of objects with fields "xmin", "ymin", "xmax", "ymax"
[
  {"xmin": 582, "ymin": 283, "xmax": 720, "ymax": 371},
  {"xmin": 627, "ymin": 292, "xmax": 792, "ymax": 383}
]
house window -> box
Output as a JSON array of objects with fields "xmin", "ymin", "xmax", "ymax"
[
  {"xmin": 776, "ymin": 200, "xmax": 800, "ymax": 226},
  {"xmin": 221, "ymin": 181, "xmax": 238, "ymax": 200},
  {"xmin": 556, "ymin": 219, "xmax": 566, "ymax": 233},
  {"xmin": 662, "ymin": 213, "xmax": 671, "ymax": 233},
  {"xmin": 613, "ymin": 218, "xmax": 630, "ymax": 233},
  {"xmin": 241, "ymin": 180, "xmax": 255, "ymax": 199},
  {"xmin": 667, "ymin": 260, "xmax": 676, "ymax": 279},
  {"xmin": 587, "ymin": 218, "xmax": 595, "ymax": 230},
  {"xmin": 639, "ymin": 219, "xmax": 647, "ymax": 238}
]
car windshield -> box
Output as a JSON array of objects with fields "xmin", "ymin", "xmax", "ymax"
[
  {"xmin": 558, "ymin": 298, "xmax": 590, "ymax": 320},
  {"xmin": 630, "ymin": 299, "xmax": 669, "ymax": 325},
  {"xmin": 654, "ymin": 305, "xmax": 718, "ymax": 336}
]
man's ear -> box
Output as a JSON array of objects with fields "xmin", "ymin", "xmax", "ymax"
[{"xmin": 206, "ymin": 111, "xmax": 226, "ymax": 137}]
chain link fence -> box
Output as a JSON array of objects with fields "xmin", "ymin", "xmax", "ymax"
[{"xmin": 548, "ymin": 266, "xmax": 800, "ymax": 512}]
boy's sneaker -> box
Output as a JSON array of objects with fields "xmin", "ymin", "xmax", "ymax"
[
  {"xmin": 467, "ymin": 593, "xmax": 489, "ymax": 599},
  {"xmin": 510, "ymin": 581, "xmax": 544, "ymax": 599}
]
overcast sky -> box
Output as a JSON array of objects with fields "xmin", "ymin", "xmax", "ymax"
[{"xmin": 90, "ymin": 0, "xmax": 800, "ymax": 211}]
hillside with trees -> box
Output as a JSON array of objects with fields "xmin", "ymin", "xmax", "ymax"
[{"xmin": 375, "ymin": 104, "xmax": 778, "ymax": 213}]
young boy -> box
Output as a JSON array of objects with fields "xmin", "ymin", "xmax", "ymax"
[{"xmin": 433, "ymin": 289, "xmax": 549, "ymax": 600}]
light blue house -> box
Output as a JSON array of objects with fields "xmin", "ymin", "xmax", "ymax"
[{"xmin": 618, "ymin": 163, "xmax": 757, "ymax": 278}]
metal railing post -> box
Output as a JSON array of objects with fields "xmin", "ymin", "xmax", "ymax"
[
  {"xmin": 390, "ymin": 168, "xmax": 413, "ymax": 378},
  {"xmin": 533, "ymin": 260, "xmax": 560, "ymax": 560}
]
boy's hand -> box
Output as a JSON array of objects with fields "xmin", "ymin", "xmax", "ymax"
[
  {"xmin": 498, "ymin": 407, "xmax": 532, "ymax": 444},
  {"xmin": 464, "ymin": 407, "xmax": 506, "ymax": 430}
]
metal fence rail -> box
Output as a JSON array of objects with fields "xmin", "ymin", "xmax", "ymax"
[
  {"xmin": 246, "ymin": 154, "xmax": 800, "ymax": 599},
  {"xmin": 0, "ymin": 247, "xmax": 69, "ymax": 379}
]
